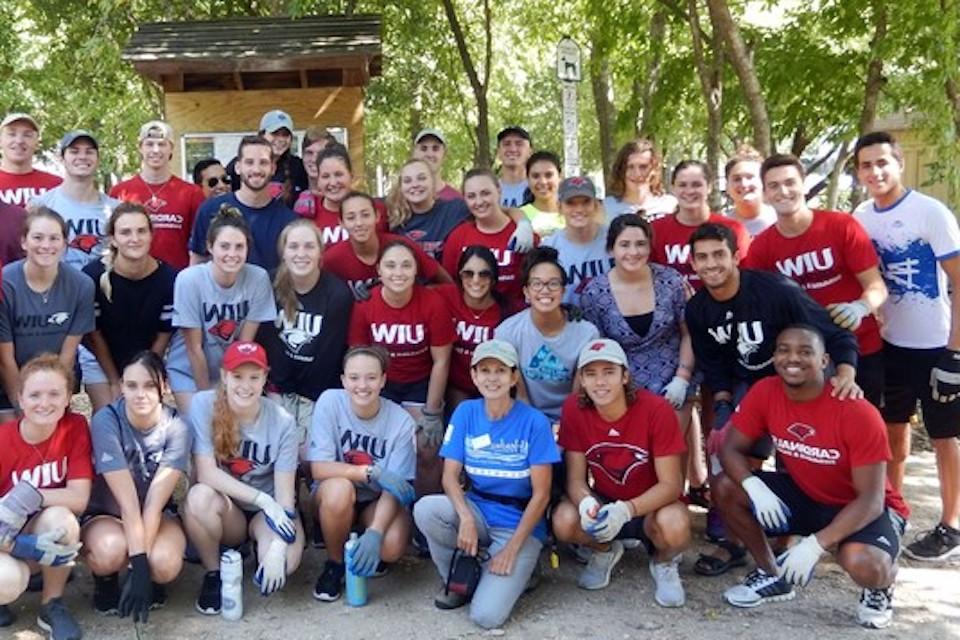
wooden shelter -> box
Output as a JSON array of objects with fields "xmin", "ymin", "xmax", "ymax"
[
  {"xmin": 872, "ymin": 112, "xmax": 951, "ymax": 207},
  {"xmin": 122, "ymin": 14, "xmax": 382, "ymax": 179}
]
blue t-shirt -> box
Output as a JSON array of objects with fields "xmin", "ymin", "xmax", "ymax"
[
  {"xmin": 189, "ymin": 192, "xmax": 297, "ymax": 271},
  {"xmin": 440, "ymin": 399, "xmax": 560, "ymax": 541},
  {"xmin": 395, "ymin": 198, "xmax": 470, "ymax": 262}
]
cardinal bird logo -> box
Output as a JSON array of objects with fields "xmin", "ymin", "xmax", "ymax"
[
  {"xmin": 70, "ymin": 235, "xmax": 100, "ymax": 253},
  {"xmin": 787, "ymin": 422, "xmax": 816, "ymax": 441},
  {"xmin": 226, "ymin": 457, "xmax": 255, "ymax": 477},
  {"xmin": 344, "ymin": 450, "xmax": 373, "ymax": 466},
  {"xmin": 209, "ymin": 319, "xmax": 239, "ymax": 341}
]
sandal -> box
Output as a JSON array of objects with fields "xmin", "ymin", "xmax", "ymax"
[{"xmin": 693, "ymin": 541, "xmax": 747, "ymax": 577}]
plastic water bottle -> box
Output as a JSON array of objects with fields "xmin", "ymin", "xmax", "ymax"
[
  {"xmin": 220, "ymin": 549, "xmax": 243, "ymax": 620},
  {"xmin": 344, "ymin": 532, "xmax": 368, "ymax": 607}
]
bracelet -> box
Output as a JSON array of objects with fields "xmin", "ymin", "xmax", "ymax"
[{"xmin": 677, "ymin": 363, "xmax": 694, "ymax": 373}]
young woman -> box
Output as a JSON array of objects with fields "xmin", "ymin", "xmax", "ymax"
[
  {"xmin": 414, "ymin": 339, "xmax": 559, "ymax": 629},
  {"xmin": 182, "ymin": 341, "xmax": 304, "ymax": 615},
  {"xmin": 165, "ymin": 206, "xmax": 276, "ymax": 413},
  {"xmin": 520, "ymin": 151, "xmax": 563, "ymax": 237},
  {"xmin": 307, "ymin": 346, "xmax": 416, "ymax": 602},
  {"xmin": 0, "ymin": 207, "xmax": 94, "ymax": 420},
  {"xmin": 442, "ymin": 169, "xmax": 535, "ymax": 313},
  {"xmin": 81, "ymin": 352, "xmax": 189, "ymax": 619},
  {"xmin": 324, "ymin": 191, "xmax": 451, "ymax": 298},
  {"xmin": 82, "ymin": 203, "xmax": 177, "ymax": 413},
  {"xmin": 542, "ymin": 176, "xmax": 612, "ymax": 307},
  {"xmin": 494, "ymin": 246, "xmax": 599, "ymax": 423},
  {"xmin": 0, "ymin": 354, "xmax": 91, "ymax": 637},
  {"xmin": 437, "ymin": 246, "xmax": 505, "ymax": 411},
  {"xmin": 603, "ymin": 139, "xmax": 677, "ymax": 223},
  {"xmin": 724, "ymin": 144, "xmax": 776, "ymax": 237},
  {"xmin": 299, "ymin": 127, "xmax": 339, "ymax": 195}
]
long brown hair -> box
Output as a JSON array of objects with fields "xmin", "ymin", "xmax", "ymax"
[
  {"xmin": 386, "ymin": 159, "xmax": 434, "ymax": 229},
  {"xmin": 273, "ymin": 219, "xmax": 324, "ymax": 323},
  {"xmin": 608, "ymin": 139, "xmax": 665, "ymax": 199},
  {"xmin": 212, "ymin": 383, "xmax": 240, "ymax": 462}
]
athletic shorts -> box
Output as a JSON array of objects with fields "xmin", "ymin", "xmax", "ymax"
[
  {"xmin": 81, "ymin": 504, "xmax": 179, "ymax": 527},
  {"xmin": 881, "ymin": 341, "xmax": 960, "ymax": 439},
  {"xmin": 857, "ymin": 350, "xmax": 884, "ymax": 411},
  {"xmin": 597, "ymin": 493, "xmax": 654, "ymax": 554},
  {"xmin": 752, "ymin": 471, "xmax": 906, "ymax": 560},
  {"xmin": 79, "ymin": 345, "xmax": 109, "ymax": 385},
  {"xmin": 268, "ymin": 391, "xmax": 314, "ymax": 453},
  {"xmin": 382, "ymin": 378, "xmax": 429, "ymax": 405}
]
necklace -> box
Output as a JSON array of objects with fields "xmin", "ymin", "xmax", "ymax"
[
  {"xmin": 20, "ymin": 421, "xmax": 53, "ymax": 464},
  {"xmin": 142, "ymin": 177, "xmax": 169, "ymax": 211}
]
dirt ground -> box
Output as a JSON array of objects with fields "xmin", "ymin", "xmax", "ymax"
[{"xmin": 6, "ymin": 427, "xmax": 959, "ymax": 640}]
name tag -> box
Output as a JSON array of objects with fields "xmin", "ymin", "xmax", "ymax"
[{"xmin": 470, "ymin": 433, "xmax": 492, "ymax": 449}]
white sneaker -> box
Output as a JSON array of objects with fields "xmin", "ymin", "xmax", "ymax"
[
  {"xmin": 856, "ymin": 587, "xmax": 893, "ymax": 629},
  {"xmin": 649, "ymin": 555, "xmax": 685, "ymax": 607},
  {"xmin": 723, "ymin": 567, "xmax": 795, "ymax": 608},
  {"xmin": 577, "ymin": 541, "xmax": 624, "ymax": 590}
]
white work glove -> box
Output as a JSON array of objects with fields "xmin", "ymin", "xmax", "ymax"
[
  {"xmin": 776, "ymin": 534, "xmax": 824, "ymax": 586},
  {"xmin": 507, "ymin": 217, "xmax": 535, "ymax": 253},
  {"xmin": 661, "ymin": 376, "xmax": 690, "ymax": 409},
  {"xmin": 826, "ymin": 300, "xmax": 871, "ymax": 331},
  {"xmin": 254, "ymin": 537, "xmax": 287, "ymax": 596},
  {"xmin": 578, "ymin": 496, "xmax": 601, "ymax": 532},
  {"xmin": 0, "ymin": 482, "xmax": 43, "ymax": 547},
  {"xmin": 418, "ymin": 409, "xmax": 446, "ymax": 449},
  {"xmin": 586, "ymin": 500, "xmax": 632, "ymax": 543},
  {"xmin": 741, "ymin": 476, "xmax": 792, "ymax": 533},
  {"xmin": 253, "ymin": 492, "xmax": 296, "ymax": 543}
]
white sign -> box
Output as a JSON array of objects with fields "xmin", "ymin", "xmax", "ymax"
[
  {"xmin": 562, "ymin": 82, "xmax": 580, "ymax": 177},
  {"xmin": 556, "ymin": 37, "xmax": 582, "ymax": 83}
]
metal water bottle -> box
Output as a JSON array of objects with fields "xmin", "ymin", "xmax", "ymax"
[
  {"xmin": 344, "ymin": 532, "xmax": 368, "ymax": 607},
  {"xmin": 220, "ymin": 549, "xmax": 243, "ymax": 620}
]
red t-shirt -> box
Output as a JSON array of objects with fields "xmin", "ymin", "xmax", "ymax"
[
  {"xmin": 0, "ymin": 412, "xmax": 94, "ymax": 494},
  {"xmin": 324, "ymin": 231, "xmax": 442, "ymax": 290},
  {"xmin": 348, "ymin": 285, "xmax": 456, "ymax": 384},
  {"xmin": 436, "ymin": 284, "xmax": 503, "ymax": 393},
  {"xmin": 437, "ymin": 184, "xmax": 463, "ymax": 201},
  {"xmin": 293, "ymin": 193, "xmax": 388, "ymax": 246},
  {"xmin": 732, "ymin": 377, "xmax": 909, "ymax": 518},
  {"xmin": 109, "ymin": 175, "xmax": 204, "ymax": 270},
  {"xmin": 742, "ymin": 210, "xmax": 881, "ymax": 355},
  {"xmin": 0, "ymin": 168, "xmax": 61, "ymax": 207},
  {"xmin": 558, "ymin": 391, "xmax": 686, "ymax": 501},
  {"xmin": 650, "ymin": 213, "xmax": 752, "ymax": 289}
]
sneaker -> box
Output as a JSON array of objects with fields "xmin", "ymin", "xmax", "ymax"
[
  {"xmin": 412, "ymin": 527, "xmax": 431, "ymax": 558},
  {"xmin": 371, "ymin": 561, "xmax": 390, "ymax": 578},
  {"xmin": 93, "ymin": 573, "xmax": 120, "ymax": 616},
  {"xmin": 150, "ymin": 583, "xmax": 168, "ymax": 610},
  {"xmin": 195, "ymin": 570, "xmax": 221, "ymax": 615},
  {"xmin": 903, "ymin": 523, "xmax": 960, "ymax": 561},
  {"xmin": 313, "ymin": 560, "xmax": 344, "ymax": 602},
  {"xmin": 650, "ymin": 555, "xmax": 685, "ymax": 607},
  {"xmin": 434, "ymin": 587, "xmax": 468, "ymax": 610},
  {"xmin": 723, "ymin": 567, "xmax": 795, "ymax": 608},
  {"xmin": 577, "ymin": 541, "xmax": 624, "ymax": 590},
  {"xmin": 857, "ymin": 586, "xmax": 893, "ymax": 629},
  {"xmin": 0, "ymin": 604, "xmax": 14, "ymax": 627},
  {"xmin": 569, "ymin": 543, "xmax": 594, "ymax": 564},
  {"xmin": 37, "ymin": 598, "xmax": 82, "ymax": 640}
]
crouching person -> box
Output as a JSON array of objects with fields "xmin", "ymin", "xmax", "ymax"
[
  {"xmin": 552, "ymin": 339, "xmax": 690, "ymax": 605},
  {"xmin": 414, "ymin": 339, "xmax": 559, "ymax": 629},
  {"xmin": 308, "ymin": 346, "xmax": 416, "ymax": 602}
]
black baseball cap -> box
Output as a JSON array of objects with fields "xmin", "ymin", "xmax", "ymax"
[{"xmin": 497, "ymin": 126, "xmax": 530, "ymax": 144}]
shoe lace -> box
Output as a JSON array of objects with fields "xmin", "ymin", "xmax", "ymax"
[
  {"xmin": 862, "ymin": 588, "xmax": 889, "ymax": 610},
  {"xmin": 743, "ymin": 568, "xmax": 774, "ymax": 589}
]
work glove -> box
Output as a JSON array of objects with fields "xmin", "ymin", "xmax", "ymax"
[
  {"xmin": 826, "ymin": 300, "xmax": 871, "ymax": 331},
  {"xmin": 741, "ymin": 476, "xmax": 792, "ymax": 533},
  {"xmin": 253, "ymin": 492, "xmax": 297, "ymax": 543},
  {"xmin": 369, "ymin": 466, "xmax": 416, "ymax": 506},
  {"xmin": 586, "ymin": 500, "xmax": 632, "ymax": 543},
  {"xmin": 118, "ymin": 553, "xmax": 152, "ymax": 623},
  {"xmin": 507, "ymin": 217, "xmax": 534, "ymax": 253},
  {"xmin": 578, "ymin": 496, "xmax": 601, "ymax": 532},
  {"xmin": 931, "ymin": 349, "xmax": 960, "ymax": 403},
  {"xmin": 347, "ymin": 529, "xmax": 383, "ymax": 577},
  {"xmin": 349, "ymin": 278, "xmax": 376, "ymax": 302},
  {"xmin": 254, "ymin": 537, "xmax": 287, "ymax": 596},
  {"xmin": 10, "ymin": 527, "xmax": 81, "ymax": 566},
  {"xmin": 418, "ymin": 409, "xmax": 445, "ymax": 449},
  {"xmin": 661, "ymin": 376, "xmax": 690, "ymax": 409},
  {"xmin": 0, "ymin": 482, "xmax": 42, "ymax": 546},
  {"xmin": 776, "ymin": 534, "xmax": 824, "ymax": 586}
]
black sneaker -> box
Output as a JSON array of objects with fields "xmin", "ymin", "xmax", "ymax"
[
  {"xmin": 195, "ymin": 570, "xmax": 222, "ymax": 615},
  {"xmin": 313, "ymin": 560, "xmax": 344, "ymax": 602},
  {"xmin": 0, "ymin": 604, "xmax": 14, "ymax": 627},
  {"xmin": 93, "ymin": 573, "xmax": 120, "ymax": 616},
  {"xmin": 37, "ymin": 598, "xmax": 82, "ymax": 640},
  {"xmin": 904, "ymin": 523, "xmax": 960, "ymax": 561},
  {"xmin": 371, "ymin": 561, "xmax": 390, "ymax": 578},
  {"xmin": 723, "ymin": 567, "xmax": 795, "ymax": 608},
  {"xmin": 150, "ymin": 582, "xmax": 168, "ymax": 610}
]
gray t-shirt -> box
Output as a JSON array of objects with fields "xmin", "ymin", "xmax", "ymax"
[
  {"xmin": 495, "ymin": 310, "xmax": 599, "ymax": 421},
  {"xmin": 30, "ymin": 187, "xmax": 119, "ymax": 270},
  {"xmin": 189, "ymin": 390, "xmax": 299, "ymax": 505},
  {"xmin": 307, "ymin": 389, "xmax": 416, "ymax": 502},
  {"xmin": 500, "ymin": 180, "xmax": 529, "ymax": 208},
  {"xmin": 0, "ymin": 260, "xmax": 95, "ymax": 366},
  {"xmin": 88, "ymin": 398, "xmax": 190, "ymax": 517},
  {"xmin": 542, "ymin": 226, "xmax": 614, "ymax": 306}
]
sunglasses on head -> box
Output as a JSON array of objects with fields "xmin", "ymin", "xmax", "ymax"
[
  {"xmin": 459, "ymin": 269, "xmax": 493, "ymax": 281},
  {"xmin": 206, "ymin": 175, "xmax": 231, "ymax": 188}
]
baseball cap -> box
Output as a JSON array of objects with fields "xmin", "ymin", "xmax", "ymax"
[
  {"xmin": 1, "ymin": 113, "xmax": 39, "ymax": 131},
  {"xmin": 414, "ymin": 128, "xmax": 446, "ymax": 146},
  {"xmin": 58, "ymin": 130, "xmax": 99, "ymax": 155},
  {"xmin": 138, "ymin": 120, "xmax": 173, "ymax": 142},
  {"xmin": 577, "ymin": 339, "xmax": 628, "ymax": 369},
  {"xmin": 470, "ymin": 339, "xmax": 519, "ymax": 368},
  {"xmin": 496, "ymin": 126, "xmax": 530, "ymax": 143},
  {"xmin": 259, "ymin": 109, "xmax": 294, "ymax": 134},
  {"xmin": 222, "ymin": 341, "xmax": 269, "ymax": 371},
  {"xmin": 558, "ymin": 176, "xmax": 597, "ymax": 202}
]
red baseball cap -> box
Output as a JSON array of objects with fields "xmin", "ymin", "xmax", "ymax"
[{"xmin": 222, "ymin": 341, "xmax": 268, "ymax": 371}]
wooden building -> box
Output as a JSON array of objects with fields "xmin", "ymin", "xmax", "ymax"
[
  {"xmin": 872, "ymin": 112, "xmax": 951, "ymax": 207},
  {"xmin": 122, "ymin": 14, "xmax": 382, "ymax": 179}
]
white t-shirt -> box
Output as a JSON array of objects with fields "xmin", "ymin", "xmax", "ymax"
[
  {"xmin": 731, "ymin": 205, "xmax": 777, "ymax": 237},
  {"xmin": 854, "ymin": 189, "xmax": 960, "ymax": 348},
  {"xmin": 602, "ymin": 194, "xmax": 677, "ymax": 224}
]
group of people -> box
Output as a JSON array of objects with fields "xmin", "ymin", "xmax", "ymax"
[{"xmin": 0, "ymin": 105, "xmax": 957, "ymax": 639}]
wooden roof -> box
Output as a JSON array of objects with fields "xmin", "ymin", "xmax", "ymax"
[{"xmin": 123, "ymin": 14, "xmax": 382, "ymax": 82}]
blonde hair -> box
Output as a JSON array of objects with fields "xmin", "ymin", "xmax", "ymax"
[
  {"xmin": 274, "ymin": 219, "xmax": 324, "ymax": 322},
  {"xmin": 20, "ymin": 352, "xmax": 74, "ymax": 397},
  {"xmin": 386, "ymin": 159, "xmax": 435, "ymax": 230},
  {"xmin": 100, "ymin": 203, "xmax": 153, "ymax": 303},
  {"xmin": 212, "ymin": 383, "xmax": 241, "ymax": 462}
]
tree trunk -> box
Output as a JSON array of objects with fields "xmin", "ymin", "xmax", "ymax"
[
  {"xmin": 688, "ymin": 0, "xmax": 724, "ymax": 210},
  {"xmin": 705, "ymin": 0, "xmax": 771, "ymax": 155},
  {"xmin": 826, "ymin": 140, "xmax": 852, "ymax": 211},
  {"xmin": 946, "ymin": 77, "xmax": 960, "ymax": 138},
  {"xmin": 858, "ymin": 0, "xmax": 887, "ymax": 134},
  {"xmin": 636, "ymin": 10, "xmax": 667, "ymax": 136},
  {"xmin": 591, "ymin": 48, "xmax": 616, "ymax": 184}
]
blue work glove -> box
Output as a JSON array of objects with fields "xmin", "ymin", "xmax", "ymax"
[
  {"xmin": 254, "ymin": 538, "xmax": 288, "ymax": 596},
  {"xmin": 253, "ymin": 492, "xmax": 297, "ymax": 543},
  {"xmin": 369, "ymin": 466, "xmax": 415, "ymax": 506},
  {"xmin": 586, "ymin": 500, "xmax": 632, "ymax": 543},
  {"xmin": 741, "ymin": 476, "xmax": 792, "ymax": 533},
  {"xmin": 507, "ymin": 217, "xmax": 534, "ymax": 252},
  {"xmin": 118, "ymin": 553, "xmax": 152, "ymax": 623},
  {"xmin": 347, "ymin": 529, "xmax": 383, "ymax": 577},
  {"xmin": 10, "ymin": 527, "xmax": 81, "ymax": 566},
  {"xmin": 776, "ymin": 534, "xmax": 824, "ymax": 586}
]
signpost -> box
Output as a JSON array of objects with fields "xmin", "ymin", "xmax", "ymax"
[{"xmin": 556, "ymin": 37, "xmax": 582, "ymax": 177}]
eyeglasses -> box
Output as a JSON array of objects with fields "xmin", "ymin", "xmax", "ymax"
[
  {"xmin": 206, "ymin": 175, "xmax": 231, "ymax": 188},
  {"xmin": 527, "ymin": 278, "xmax": 563, "ymax": 292},
  {"xmin": 460, "ymin": 269, "xmax": 493, "ymax": 281}
]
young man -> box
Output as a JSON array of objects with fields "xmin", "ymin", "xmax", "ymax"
[
  {"xmin": 189, "ymin": 135, "xmax": 298, "ymax": 271},
  {"xmin": 109, "ymin": 121, "xmax": 204, "ymax": 270},
  {"xmin": 191, "ymin": 159, "xmax": 231, "ymax": 200},
  {"xmin": 496, "ymin": 126, "xmax": 532, "ymax": 208},
  {"xmin": 412, "ymin": 128, "xmax": 461, "ymax": 201},
  {"xmin": 0, "ymin": 112, "xmax": 61, "ymax": 207},
  {"xmin": 744, "ymin": 153, "xmax": 887, "ymax": 407},
  {"xmin": 29, "ymin": 130, "xmax": 118, "ymax": 270},
  {"xmin": 853, "ymin": 131, "xmax": 960, "ymax": 561},
  {"xmin": 226, "ymin": 110, "xmax": 307, "ymax": 207},
  {"xmin": 714, "ymin": 325, "xmax": 909, "ymax": 629},
  {"xmin": 723, "ymin": 145, "xmax": 776, "ymax": 236},
  {"xmin": 553, "ymin": 339, "xmax": 690, "ymax": 605}
]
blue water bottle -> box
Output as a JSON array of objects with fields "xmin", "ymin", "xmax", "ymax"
[{"xmin": 344, "ymin": 532, "xmax": 368, "ymax": 607}]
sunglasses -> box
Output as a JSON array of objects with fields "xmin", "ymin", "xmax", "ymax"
[
  {"xmin": 459, "ymin": 269, "xmax": 493, "ymax": 281},
  {"xmin": 206, "ymin": 175, "xmax": 231, "ymax": 188}
]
